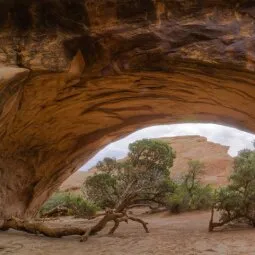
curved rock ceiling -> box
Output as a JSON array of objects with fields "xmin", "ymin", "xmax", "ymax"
[{"xmin": 1, "ymin": 0, "xmax": 255, "ymax": 218}]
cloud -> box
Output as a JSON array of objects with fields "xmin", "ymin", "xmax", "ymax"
[{"xmin": 80, "ymin": 123, "xmax": 255, "ymax": 171}]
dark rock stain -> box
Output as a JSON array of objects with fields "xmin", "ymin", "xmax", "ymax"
[
  {"xmin": 162, "ymin": 0, "xmax": 203, "ymax": 16},
  {"xmin": 63, "ymin": 35, "xmax": 102, "ymax": 66},
  {"xmin": 35, "ymin": 0, "xmax": 90, "ymax": 32},
  {"xmin": 10, "ymin": 0, "xmax": 33, "ymax": 31},
  {"xmin": 162, "ymin": 0, "xmax": 254, "ymax": 16},
  {"xmin": 112, "ymin": 32, "xmax": 160, "ymax": 57},
  {"xmin": 0, "ymin": 0, "xmax": 90, "ymax": 32},
  {"xmin": 116, "ymin": 0, "xmax": 156, "ymax": 23}
]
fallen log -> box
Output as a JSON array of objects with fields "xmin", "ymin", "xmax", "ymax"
[
  {"xmin": 0, "ymin": 217, "xmax": 86, "ymax": 238},
  {"xmin": 0, "ymin": 209, "xmax": 149, "ymax": 242}
]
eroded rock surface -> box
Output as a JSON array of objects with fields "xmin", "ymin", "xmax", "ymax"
[
  {"xmin": 162, "ymin": 136, "xmax": 233, "ymax": 186},
  {"xmin": 1, "ymin": 0, "xmax": 255, "ymax": 218}
]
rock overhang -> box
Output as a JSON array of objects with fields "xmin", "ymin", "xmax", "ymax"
[{"xmin": 1, "ymin": 0, "xmax": 255, "ymax": 218}]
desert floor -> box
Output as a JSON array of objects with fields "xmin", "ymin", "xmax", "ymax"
[{"xmin": 0, "ymin": 211, "xmax": 255, "ymax": 255}]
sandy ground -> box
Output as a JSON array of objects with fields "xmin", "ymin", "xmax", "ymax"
[{"xmin": 0, "ymin": 211, "xmax": 255, "ymax": 255}]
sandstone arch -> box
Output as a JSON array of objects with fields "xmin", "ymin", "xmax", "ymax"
[{"xmin": 1, "ymin": 0, "xmax": 255, "ymax": 219}]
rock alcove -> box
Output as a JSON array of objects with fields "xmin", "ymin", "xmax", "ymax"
[{"xmin": 1, "ymin": 0, "xmax": 255, "ymax": 218}]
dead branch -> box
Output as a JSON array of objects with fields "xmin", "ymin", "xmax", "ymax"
[
  {"xmin": 108, "ymin": 216, "xmax": 128, "ymax": 235},
  {"xmin": 80, "ymin": 227, "xmax": 92, "ymax": 242},
  {"xmin": 208, "ymin": 206, "xmax": 215, "ymax": 232},
  {"xmin": 40, "ymin": 206, "xmax": 69, "ymax": 218},
  {"xmin": 1, "ymin": 217, "xmax": 86, "ymax": 238},
  {"xmin": 88, "ymin": 212, "xmax": 107, "ymax": 220},
  {"xmin": 128, "ymin": 216, "xmax": 149, "ymax": 233},
  {"xmin": 0, "ymin": 209, "xmax": 149, "ymax": 242},
  {"xmin": 108, "ymin": 219, "xmax": 120, "ymax": 235},
  {"xmin": 208, "ymin": 206, "xmax": 246, "ymax": 232},
  {"xmin": 209, "ymin": 217, "xmax": 240, "ymax": 231},
  {"xmin": 35, "ymin": 217, "xmax": 59, "ymax": 222}
]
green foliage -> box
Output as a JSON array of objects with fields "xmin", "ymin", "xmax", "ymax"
[
  {"xmin": 128, "ymin": 139, "xmax": 175, "ymax": 175},
  {"xmin": 96, "ymin": 157, "xmax": 120, "ymax": 174},
  {"xmin": 183, "ymin": 160, "xmax": 204, "ymax": 193},
  {"xmin": 83, "ymin": 139, "xmax": 176, "ymax": 211},
  {"xmin": 166, "ymin": 185, "xmax": 190, "ymax": 213},
  {"xmin": 213, "ymin": 148, "xmax": 255, "ymax": 225},
  {"xmin": 85, "ymin": 172, "xmax": 118, "ymax": 208},
  {"xmin": 191, "ymin": 184, "xmax": 214, "ymax": 210},
  {"xmin": 166, "ymin": 160, "xmax": 213, "ymax": 213},
  {"xmin": 84, "ymin": 142, "xmax": 214, "ymax": 215},
  {"xmin": 40, "ymin": 192, "xmax": 98, "ymax": 218}
]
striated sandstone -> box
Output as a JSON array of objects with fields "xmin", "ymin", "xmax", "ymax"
[
  {"xmin": 161, "ymin": 136, "xmax": 233, "ymax": 186},
  {"xmin": 0, "ymin": 0, "xmax": 255, "ymax": 218}
]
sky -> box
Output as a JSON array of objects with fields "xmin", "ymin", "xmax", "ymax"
[{"xmin": 80, "ymin": 123, "xmax": 255, "ymax": 171}]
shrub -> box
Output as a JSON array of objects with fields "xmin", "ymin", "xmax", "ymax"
[
  {"xmin": 83, "ymin": 139, "xmax": 176, "ymax": 211},
  {"xmin": 40, "ymin": 192, "xmax": 98, "ymax": 218},
  {"xmin": 209, "ymin": 148, "xmax": 255, "ymax": 231},
  {"xmin": 190, "ymin": 184, "xmax": 214, "ymax": 210},
  {"xmin": 166, "ymin": 160, "xmax": 213, "ymax": 213},
  {"xmin": 166, "ymin": 185, "xmax": 190, "ymax": 213}
]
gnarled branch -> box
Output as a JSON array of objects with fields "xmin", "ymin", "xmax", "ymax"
[{"xmin": 0, "ymin": 209, "xmax": 149, "ymax": 242}]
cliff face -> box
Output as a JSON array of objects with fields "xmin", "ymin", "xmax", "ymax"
[
  {"xmin": 2, "ymin": 1, "xmax": 255, "ymax": 72},
  {"xmin": 1, "ymin": 0, "xmax": 255, "ymax": 218},
  {"xmin": 161, "ymin": 136, "xmax": 233, "ymax": 186},
  {"xmin": 61, "ymin": 136, "xmax": 233, "ymax": 191}
]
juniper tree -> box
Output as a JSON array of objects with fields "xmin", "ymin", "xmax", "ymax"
[
  {"xmin": 84, "ymin": 139, "xmax": 176, "ymax": 211},
  {"xmin": 209, "ymin": 148, "xmax": 255, "ymax": 231}
]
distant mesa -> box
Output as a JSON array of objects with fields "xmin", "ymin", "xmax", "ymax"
[{"xmin": 61, "ymin": 136, "xmax": 233, "ymax": 192}]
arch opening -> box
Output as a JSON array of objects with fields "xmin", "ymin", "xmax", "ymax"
[
  {"xmin": 2, "ymin": 0, "xmax": 255, "ymax": 218},
  {"xmin": 80, "ymin": 123, "xmax": 255, "ymax": 172},
  {"xmin": 1, "ymin": 67, "xmax": 255, "ymax": 219}
]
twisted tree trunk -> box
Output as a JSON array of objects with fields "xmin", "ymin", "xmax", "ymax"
[
  {"xmin": 208, "ymin": 206, "xmax": 255, "ymax": 232},
  {"xmin": 0, "ymin": 209, "xmax": 149, "ymax": 242}
]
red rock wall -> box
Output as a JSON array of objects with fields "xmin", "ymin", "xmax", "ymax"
[{"xmin": 1, "ymin": 0, "xmax": 255, "ymax": 218}]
